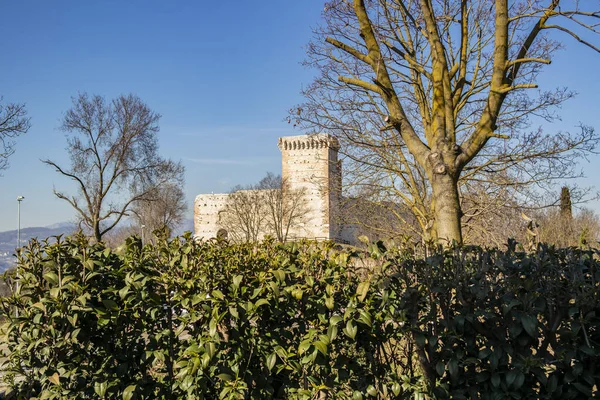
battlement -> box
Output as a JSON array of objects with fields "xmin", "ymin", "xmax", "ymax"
[{"xmin": 278, "ymin": 134, "xmax": 340, "ymax": 152}]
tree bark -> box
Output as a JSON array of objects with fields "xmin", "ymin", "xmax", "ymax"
[
  {"xmin": 94, "ymin": 221, "xmax": 102, "ymax": 243},
  {"xmin": 431, "ymin": 172, "xmax": 462, "ymax": 245}
]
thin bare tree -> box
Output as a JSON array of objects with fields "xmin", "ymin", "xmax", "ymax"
[
  {"xmin": 292, "ymin": 0, "xmax": 600, "ymax": 244},
  {"xmin": 131, "ymin": 176, "xmax": 187, "ymax": 240},
  {"xmin": 337, "ymin": 185, "xmax": 421, "ymax": 243},
  {"xmin": 219, "ymin": 173, "xmax": 309, "ymax": 243},
  {"xmin": 536, "ymin": 207, "xmax": 599, "ymax": 248},
  {"xmin": 43, "ymin": 93, "xmax": 184, "ymax": 242},
  {"xmin": 219, "ymin": 185, "xmax": 267, "ymax": 243},
  {"xmin": 257, "ymin": 172, "xmax": 309, "ymax": 242},
  {"xmin": 459, "ymin": 181, "xmax": 525, "ymax": 247},
  {"xmin": 0, "ymin": 97, "xmax": 30, "ymax": 172}
]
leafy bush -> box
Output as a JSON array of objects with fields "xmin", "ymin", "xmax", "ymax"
[{"xmin": 0, "ymin": 234, "xmax": 598, "ymax": 399}]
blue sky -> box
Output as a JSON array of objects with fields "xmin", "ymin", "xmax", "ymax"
[{"xmin": 0, "ymin": 1, "xmax": 599, "ymax": 232}]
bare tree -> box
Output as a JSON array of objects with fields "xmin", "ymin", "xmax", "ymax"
[
  {"xmin": 43, "ymin": 93, "xmax": 184, "ymax": 242},
  {"xmin": 0, "ymin": 97, "xmax": 30, "ymax": 172},
  {"xmin": 219, "ymin": 173, "xmax": 309, "ymax": 243},
  {"xmin": 131, "ymin": 171, "xmax": 187, "ymax": 240},
  {"xmin": 257, "ymin": 172, "xmax": 309, "ymax": 242},
  {"xmin": 219, "ymin": 185, "xmax": 267, "ymax": 243},
  {"xmin": 137, "ymin": 185, "xmax": 187, "ymax": 236},
  {"xmin": 536, "ymin": 207, "xmax": 600, "ymax": 248},
  {"xmin": 102, "ymin": 224, "xmax": 139, "ymax": 249},
  {"xmin": 337, "ymin": 185, "xmax": 422, "ymax": 243},
  {"xmin": 292, "ymin": 0, "xmax": 600, "ymax": 244},
  {"xmin": 460, "ymin": 181, "xmax": 526, "ymax": 247}
]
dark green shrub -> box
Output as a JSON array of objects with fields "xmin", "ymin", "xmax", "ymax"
[
  {"xmin": 397, "ymin": 243, "xmax": 600, "ymax": 399},
  {"xmin": 0, "ymin": 234, "xmax": 598, "ymax": 399}
]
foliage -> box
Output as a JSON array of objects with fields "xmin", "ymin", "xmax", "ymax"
[{"xmin": 1, "ymin": 235, "xmax": 599, "ymax": 399}]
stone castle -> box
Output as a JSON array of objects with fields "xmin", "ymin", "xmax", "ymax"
[{"xmin": 194, "ymin": 134, "xmax": 346, "ymax": 242}]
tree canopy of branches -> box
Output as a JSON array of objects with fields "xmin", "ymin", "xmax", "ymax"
[
  {"xmin": 257, "ymin": 173, "xmax": 309, "ymax": 242},
  {"xmin": 293, "ymin": 0, "xmax": 600, "ymax": 244},
  {"xmin": 534, "ymin": 206, "xmax": 599, "ymax": 248},
  {"xmin": 44, "ymin": 93, "xmax": 185, "ymax": 242},
  {"xmin": 131, "ymin": 181, "xmax": 187, "ymax": 240},
  {"xmin": 219, "ymin": 187, "xmax": 267, "ymax": 243},
  {"xmin": 219, "ymin": 173, "xmax": 308, "ymax": 243},
  {"xmin": 0, "ymin": 97, "xmax": 30, "ymax": 172}
]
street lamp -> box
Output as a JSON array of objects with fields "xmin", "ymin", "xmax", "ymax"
[
  {"xmin": 16, "ymin": 195, "xmax": 24, "ymax": 316},
  {"xmin": 16, "ymin": 196, "xmax": 24, "ymax": 249}
]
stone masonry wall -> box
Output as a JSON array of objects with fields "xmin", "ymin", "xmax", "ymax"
[
  {"xmin": 278, "ymin": 134, "xmax": 340, "ymax": 240},
  {"xmin": 194, "ymin": 193, "xmax": 230, "ymax": 241}
]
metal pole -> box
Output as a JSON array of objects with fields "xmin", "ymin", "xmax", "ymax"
[
  {"xmin": 17, "ymin": 200, "xmax": 21, "ymax": 248},
  {"xmin": 16, "ymin": 196, "xmax": 24, "ymax": 317},
  {"xmin": 17, "ymin": 196, "xmax": 24, "ymax": 249}
]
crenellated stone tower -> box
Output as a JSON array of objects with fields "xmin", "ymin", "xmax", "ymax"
[
  {"xmin": 194, "ymin": 133, "xmax": 341, "ymax": 241},
  {"xmin": 278, "ymin": 134, "xmax": 341, "ymax": 240}
]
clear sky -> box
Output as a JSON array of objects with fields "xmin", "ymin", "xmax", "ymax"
[{"xmin": 0, "ymin": 1, "xmax": 599, "ymax": 232}]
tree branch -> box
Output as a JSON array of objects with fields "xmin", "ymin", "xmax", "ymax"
[
  {"xmin": 542, "ymin": 24, "xmax": 600, "ymax": 53},
  {"xmin": 326, "ymin": 37, "xmax": 372, "ymax": 66},
  {"xmin": 338, "ymin": 76, "xmax": 385, "ymax": 96}
]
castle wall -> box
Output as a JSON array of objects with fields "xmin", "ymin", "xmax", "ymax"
[
  {"xmin": 194, "ymin": 134, "xmax": 341, "ymax": 242},
  {"xmin": 194, "ymin": 193, "xmax": 230, "ymax": 240}
]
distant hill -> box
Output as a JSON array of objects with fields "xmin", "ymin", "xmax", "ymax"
[{"xmin": 0, "ymin": 223, "xmax": 77, "ymax": 272}]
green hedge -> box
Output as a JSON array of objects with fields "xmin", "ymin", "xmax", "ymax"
[{"xmin": 0, "ymin": 234, "xmax": 598, "ymax": 399}]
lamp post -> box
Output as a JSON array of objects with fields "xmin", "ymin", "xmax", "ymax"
[
  {"xmin": 17, "ymin": 196, "xmax": 24, "ymax": 249},
  {"xmin": 16, "ymin": 195, "xmax": 24, "ymax": 317}
]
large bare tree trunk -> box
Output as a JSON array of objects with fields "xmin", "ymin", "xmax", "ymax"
[{"xmin": 431, "ymin": 173, "xmax": 462, "ymax": 245}]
